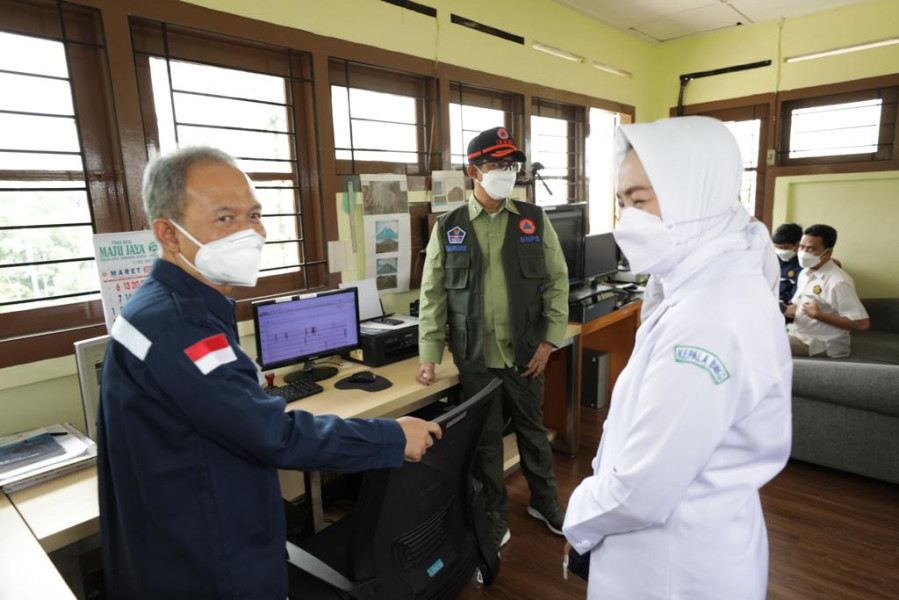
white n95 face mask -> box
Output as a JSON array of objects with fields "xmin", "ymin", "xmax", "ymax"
[
  {"xmin": 172, "ymin": 221, "xmax": 265, "ymax": 286},
  {"xmin": 477, "ymin": 168, "xmax": 517, "ymax": 200},
  {"xmin": 775, "ymin": 248, "xmax": 796, "ymax": 262},
  {"xmin": 797, "ymin": 250, "xmax": 823, "ymax": 270},
  {"xmin": 613, "ymin": 208, "xmax": 683, "ymax": 275}
]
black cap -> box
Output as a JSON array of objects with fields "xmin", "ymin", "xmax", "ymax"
[{"xmin": 466, "ymin": 127, "xmax": 527, "ymax": 164}]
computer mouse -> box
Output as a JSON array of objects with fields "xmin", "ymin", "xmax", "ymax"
[{"xmin": 349, "ymin": 371, "xmax": 377, "ymax": 384}]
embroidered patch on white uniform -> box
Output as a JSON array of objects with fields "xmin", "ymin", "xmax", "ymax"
[
  {"xmin": 110, "ymin": 316, "xmax": 152, "ymax": 361},
  {"xmin": 674, "ymin": 345, "xmax": 730, "ymax": 385},
  {"xmin": 184, "ymin": 334, "xmax": 238, "ymax": 375}
]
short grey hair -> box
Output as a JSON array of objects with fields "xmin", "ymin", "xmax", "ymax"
[{"xmin": 142, "ymin": 146, "xmax": 239, "ymax": 222}]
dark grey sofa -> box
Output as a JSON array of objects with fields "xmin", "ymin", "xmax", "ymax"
[{"xmin": 790, "ymin": 298, "xmax": 899, "ymax": 484}]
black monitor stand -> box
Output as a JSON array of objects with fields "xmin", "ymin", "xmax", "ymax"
[{"xmin": 284, "ymin": 360, "xmax": 338, "ymax": 384}]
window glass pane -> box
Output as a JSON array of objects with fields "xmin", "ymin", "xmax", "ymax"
[
  {"xmin": 739, "ymin": 169, "xmax": 757, "ymax": 215},
  {"xmin": 149, "ymin": 57, "xmax": 177, "ymax": 155},
  {"xmin": 461, "ymin": 105, "xmax": 504, "ymax": 132},
  {"xmin": 331, "ymin": 86, "xmax": 352, "ymax": 149},
  {"xmin": 347, "ymin": 88, "xmax": 417, "ymax": 124},
  {"xmin": 536, "ymin": 178, "xmax": 570, "ymax": 206},
  {"xmin": 260, "ymin": 241, "xmax": 301, "ymax": 271},
  {"xmin": 586, "ymin": 108, "xmax": 618, "ymax": 234},
  {"xmin": 0, "ymin": 261, "xmax": 99, "ymax": 304},
  {"xmin": 0, "ymin": 73, "xmax": 73, "ymax": 115},
  {"xmin": 261, "ymin": 215, "xmax": 299, "ymax": 243},
  {"xmin": 0, "ymin": 190, "xmax": 91, "ymax": 226},
  {"xmin": 352, "ymin": 149, "xmax": 418, "ymax": 163},
  {"xmin": 0, "ymin": 113, "xmax": 79, "ymax": 152},
  {"xmin": 449, "ymin": 103, "xmax": 463, "ymax": 159},
  {"xmin": 0, "ymin": 226, "xmax": 94, "ymax": 263},
  {"xmin": 173, "ymin": 92, "xmax": 289, "ymax": 132},
  {"xmin": 168, "ymin": 60, "xmax": 285, "ymax": 104},
  {"xmin": 238, "ymin": 158, "xmax": 293, "ymax": 174},
  {"xmin": 351, "ymin": 120, "xmax": 417, "ymax": 152},
  {"xmin": 533, "ymin": 115, "xmax": 568, "ymax": 136},
  {"xmin": 336, "ymin": 149, "xmax": 353, "ymax": 160},
  {"xmin": 0, "ymin": 151, "xmax": 83, "ymax": 171},
  {"xmin": 450, "ymin": 103, "xmax": 504, "ymax": 164},
  {"xmin": 0, "ymin": 32, "xmax": 68, "ymax": 78},
  {"xmin": 789, "ymin": 99, "xmax": 882, "ymax": 159},
  {"xmin": 724, "ymin": 119, "xmax": 760, "ymax": 169},
  {"xmin": 177, "ymin": 125, "xmax": 292, "ymax": 161},
  {"xmin": 255, "ymin": 186, "xmax": 298, "ymax": 215}
]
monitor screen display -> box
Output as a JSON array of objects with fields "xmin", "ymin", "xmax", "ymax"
[
  {"xmin": 583, "ymin": 233, "xmax": 619, "ymax": 280},
  {"xmin": 253, "ymin": 288, "xmax": 360, "ymax": 371},
  {"xmin": 545, "ymin": 203, "xmax": 586, "ymax": 282}
]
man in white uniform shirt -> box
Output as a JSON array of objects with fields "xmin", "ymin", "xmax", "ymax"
[{"xmin": 785, "ymin": 224, "xmax": 870, "ymax": 357}]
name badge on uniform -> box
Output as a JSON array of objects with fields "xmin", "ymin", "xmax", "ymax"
[
  {"xmin": 674, "ymin": 345, "xmax": 730, "ymax": 385},
  {"xmin": 447, "ymin": 226, "xmax": 466, "ymax": 245}
]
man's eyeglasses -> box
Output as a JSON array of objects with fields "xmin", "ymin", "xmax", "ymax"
[{"xmin": 478, "ymin": 160, "xmax": 521, "ymax": 172}]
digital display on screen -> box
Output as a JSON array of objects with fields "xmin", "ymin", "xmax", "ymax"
[
  {"xmin": 583, "ymin": 233, "xmax": 619, "ymax": 280},
  {"xmin": 254, "ymin": 289, "xmax": 359, "ymax": 369},
  {"xmin": 545, "ymin": 204, "xmax": 586, "ymax": 282}
]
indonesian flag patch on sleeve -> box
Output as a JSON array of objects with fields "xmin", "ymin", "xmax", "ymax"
[{"xmin": 184, "ymin": 333, "xmax": 238, "ymax": 375}]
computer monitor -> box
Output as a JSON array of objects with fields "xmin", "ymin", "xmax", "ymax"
[
  {"xmin": 583, "ymin": 232, "xmax": 619, "ymax": 281},
  {"xmin": 252, "ymin": 287, "xmax": 360, "ymax": 383},
  {"xmin": 544, "ymin": 203, "xmax": 587, "ymax": 283},
  {"xmin": 74, "ymin": 335, "xmax": 110, "ymax": 440}
]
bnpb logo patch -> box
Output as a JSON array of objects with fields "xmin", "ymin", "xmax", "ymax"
[
  {"xmin": 518, "ymin": 218, "xmax": 536, "ymax": 235},
  {"xmin": 447, "ymin": 226, "xmax": 466, "ymax": 245}
]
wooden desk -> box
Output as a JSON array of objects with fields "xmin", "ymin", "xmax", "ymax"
[
  {"xmin": 544, "ymin": 301, "xmax": 642, "ymax": 454},
  {"xmin": 2, "ymin": 329, "xmax": 586, "ymax": 593},
  {"xmin": 0, "ymin": 493, "xmax": 76, "ymax": 599}
]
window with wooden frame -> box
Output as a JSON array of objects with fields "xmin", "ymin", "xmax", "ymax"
[
  {"xmin": 449, "ymin": 82, "xmax": 523, "ymax": 168},
  {"xmin": 0, "ymin": 0, "xmax": 123, "ymax": 356},
  {"xmin": 531, "ymin": 98, "xmax": 582, "ymax": 206},
  {"xmin": 131, "ymin": 19, "xmax": 327, "ymax": 300},
  {"xmin": 329, "ymin": 59, "xmax": 437, "ymax": 176},
  {"xmin": 675, "ymin": 103, "xmax": 770, "ymax": 219},
  {"xmin": 781, "ymin": 86, "xmax": 897, "ymax": 165}
]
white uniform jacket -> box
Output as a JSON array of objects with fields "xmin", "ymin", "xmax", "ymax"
[{"xmin": 564, "ymin": 249, "xmax": 792, "ymax": 600}]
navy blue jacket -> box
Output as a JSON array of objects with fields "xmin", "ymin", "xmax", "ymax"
[
  {"xmin": 97, "ymin": 260, "xmax": 405, "ymax": 599},
  {"xmin": 778, "ymin": 255, "xmax": 802, "ymax": 304}
]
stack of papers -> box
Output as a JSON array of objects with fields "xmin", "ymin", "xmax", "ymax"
[{"xmin": 0, "ymin": 423, "xmax": 97, "ymax": 493}]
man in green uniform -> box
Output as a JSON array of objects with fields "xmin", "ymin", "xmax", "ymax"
[{"xmin": 416, "ymin": 127, "xmax": 570, "ymax": 550}]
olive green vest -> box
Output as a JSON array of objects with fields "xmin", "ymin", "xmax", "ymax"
[{"xmin": 436, "ymin": 200, "xmax": 548, "ymax": 372}]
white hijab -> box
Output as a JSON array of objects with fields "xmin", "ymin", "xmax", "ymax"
[{"xmin": 614, "ymin": 116, "xmax": 778, "ymax": 302}]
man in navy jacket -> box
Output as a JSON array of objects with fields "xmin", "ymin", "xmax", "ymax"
[{"xmin": 98, "ymin": 146, "xmax": 440, "ymax": 599}]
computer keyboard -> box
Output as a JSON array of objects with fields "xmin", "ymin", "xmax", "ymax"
[{"xmin": 264, "ymin": 379, "xmax": 324, "ymax": 402}]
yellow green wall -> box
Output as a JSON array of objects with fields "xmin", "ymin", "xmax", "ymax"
[
  {"xmin": 3, "ymin": 0, "xmax": 899, "ymax": 436},
  {"xmin": 772, "ymin": 171, "xmax": 899, "ymax": 298},
  {"xmin": 651, "ymin": 0, "xmax": 899, "ymax": 118},
  {"xmin": 185, "ymin": 0, "xmax": 658, "ymax": 118}
]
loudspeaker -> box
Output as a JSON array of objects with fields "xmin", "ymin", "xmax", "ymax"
[{"xmin": 582, "ymin": 349, "xmax": 609, "ymax": 408}]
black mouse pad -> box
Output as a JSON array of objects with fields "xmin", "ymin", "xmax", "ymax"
[{"xmin": 334, "ymin": 375, "xmax": 393, "ymax": 392}]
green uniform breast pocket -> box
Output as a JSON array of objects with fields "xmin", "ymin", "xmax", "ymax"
[
  {"xmin": 519, "ymin": 252, "xmax": 547, "ymax": 280},
  {"xmin": 444, "ymin": 251, "xmax": 470, "ymax": 289}
]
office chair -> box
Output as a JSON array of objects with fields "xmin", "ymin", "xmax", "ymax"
[{"xmin": 287, "ymin": 378, "xmax": 502, "ymax": 599}]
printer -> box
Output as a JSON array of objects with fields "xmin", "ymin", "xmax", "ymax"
[{"xmin": 344, "ymin": 315, "xmax": 419, "ymax": 368}]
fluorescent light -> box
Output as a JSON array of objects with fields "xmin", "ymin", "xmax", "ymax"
[
  {"xmin": 532, "ymin": 41, "xmax": 583, "ymax": 63},
  {"xmin": 593, "ymin": 60, "xmax": 632, "ymax": 78},
  {"xmin": 785, "ymin": 38, "xmax": 899, "ymax": 63}
]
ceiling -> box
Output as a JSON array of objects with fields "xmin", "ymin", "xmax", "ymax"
[{"xmin": 550, "ymin": 0, "xmax": 872, "ymax": 42}]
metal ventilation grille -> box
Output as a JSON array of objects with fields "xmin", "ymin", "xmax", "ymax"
[
  {"xmin": 450, "ymin": 15, "xmax": 524, "ymax": 45},
  {"xmin": 381, "ymin": 0, "xmax": 437, "ymax": 18}
]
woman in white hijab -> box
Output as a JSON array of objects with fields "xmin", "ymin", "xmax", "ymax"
[{"xmin": 563, "ymin": 117, "xmax": 792, "ymax": 600}]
